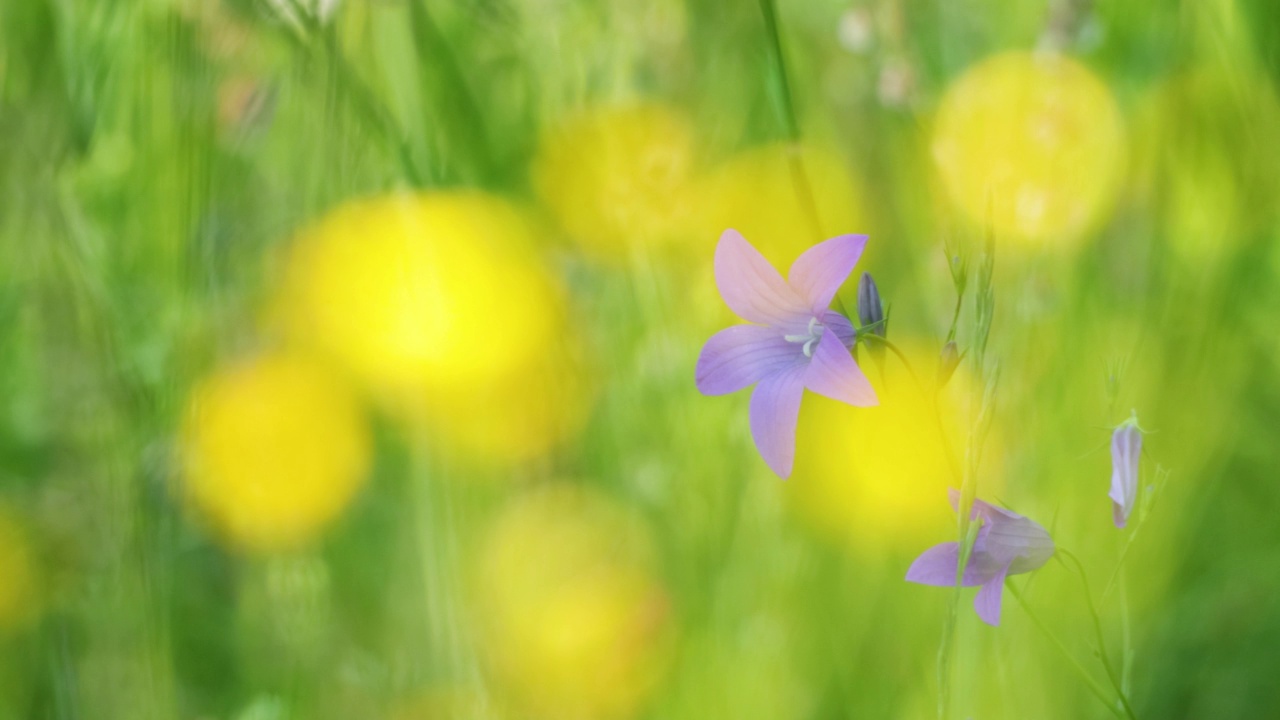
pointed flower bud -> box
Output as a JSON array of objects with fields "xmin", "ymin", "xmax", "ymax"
[
  {"xmin": 937, "ymin": 341, "xmax": 961, "ymax": 387},
  {"xmin": 1110, "ymin": 414, "xmax": 1142, "ymax": 528},
  {"xmin": 857, "ymin": 272, "xmax": 885, "ymax": 337}
]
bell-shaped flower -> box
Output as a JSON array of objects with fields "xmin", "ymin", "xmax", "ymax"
[
  {"xmin": 1110, "ymin": 414, "xmax": 1143, "ymax": 528},
  {"xmin": 906, "ymin": 490, "xmax": 1055, "ymax": 626},
  {"xmin": 695, "ymin": 229, "xmax": 878, "ymax": 478}
]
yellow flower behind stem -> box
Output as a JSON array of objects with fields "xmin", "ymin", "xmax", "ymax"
[
  {"xmin": 181, "ymin": 354, "xmax": 371, "ymax": 553},
  {"xmin": 932, "ymin": 51, "xmax": 1125, "ymax": 249},
  {"xmin": 281, "ymin": 192, "xmax": 561, "ymax": 396},
  {"xmin": 533, "ymin": 103, "xmax": 699, "ymax": 263},
  {"xmin": 472, "ymin": 485, "xmax": 673, "ymax": 719},
  {"xmin": 789, "ymin": 341, "xmax": 1002, "ymax": 553},
  {"xmin": 277, "ymin": 191, "xmax": 590, "ymax": 465}
]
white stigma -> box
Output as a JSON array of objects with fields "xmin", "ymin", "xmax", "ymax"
[{"xmin": 783, "ymin": 317, "xmax": 825, "ymax": 358}]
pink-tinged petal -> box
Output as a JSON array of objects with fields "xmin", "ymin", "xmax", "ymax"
[
  {"xmin": 715, "ymin": 229, "xmax": 810, "ymax": 327},
  {"xmin": 696, "ymin": 325, "xmax": 803, "ymax": 396},
  {"xmin": 907, "ymin": 543, "xmax": 965, "ymax": 586},
  {"xmin": 787, "ymin": 234, "xmax": 869, "ymax": 313},
  {"xmin": 1110, "ymin": 423, "xmax": 1141, "ymax": 528},
  {"xmin": 749, "ymin": 365, "xmax": 806, "ymax": 478},
  {"xmin": 906, "ymin": 542, "xmax": 1003, "ymax": 587},
  {"xmin": 974, "ymin": 563, "xmax": 1012, "ymax": 626},
  {"xmin": 803, "ymin": 328, "xmax": 877, "ymax": 407}
]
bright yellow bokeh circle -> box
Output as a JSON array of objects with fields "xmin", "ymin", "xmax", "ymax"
[
  {"xmin": 931, "ymin": 51, "xmax": 1125, "ymax": 247},
  {"xmin": 533, "ymin": 103, "xmax": 699, "ymax": 262},
  {"xmin": 472, "ymin": 485, "xmax": 672, "ymax": 719},
  {"xmin": 181, "ymin": 353, "xmax": 371, "ymax": 553},
  {"xmin": 277, "ymin": 191, "xmax": 593, "ymax": 465},
  {"xmin": 280, "ymin": 192, "xmax": 564, "ymax": 400},
  {"xmin": 788, "ymin": 341, "xmax": 1002, "ymax": 553}
]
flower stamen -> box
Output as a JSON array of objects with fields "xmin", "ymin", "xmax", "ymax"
[{"xmin": 784, "ymin": 316, "xmax": 825, "ymax": 357}]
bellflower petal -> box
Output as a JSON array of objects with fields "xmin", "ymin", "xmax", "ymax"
[
  {"xmin": 985, "ymin": 517, "xmax": 1057, "ymax": 573},
  {"xmin": 749, "ymin": 365, "xmax": 806, "ymax": 478},
  {"xmin": 908, "ymin": 489, "xmax": 1055, "ymax": 626},
  {"xmin": 714, "ymin": 229, "xmax": 809, "ymax": 327},
  {"xmin": 1110, "ymin": 421, "xmax": 1142, "ymax": 528},
  {"xmin": 803, "ymin": 328, "xmax": 878, "ymax": 407},
  {"xmin": 821, "ymin": 311, "xmax": 857, "ymax": 348},
  {"xmin": 973, "ymin": 563, "xmax": 1012, "ymax": 627},
  {"xmin": 905, "ymin": 542, "xmax": 999, "ymax": 587},
  {"xmin": 788, "ymin": 234, "xmax": 869, "ymax": 313},
  {"xmin": 696, "ymin": 325, "xmax": 804, "ymax": 396},
  {"xmin": 698, "ymin": 229, "xmax": 875, "ymax": 479}
]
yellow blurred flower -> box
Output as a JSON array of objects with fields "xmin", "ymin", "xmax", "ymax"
[
  {"xmin": 281, "ymin": 192, "xmax": 562, "ymax": 396},
  {"xmin": 472, "ymin": 485, "xmax": 672, "ymax": 719},
  {"xmin": 181, "ymin": 353, "xmax": 371, "ymax": 553},
  {"xmin": 1132, "ymin": 68, "xmax": 1280, "ymax": 264},
  {"xmin": 787, "ymin": 341, "xmax": 1002, "ymax": 553},
  {"xmin": 931, "ymin": 51, "xmax": 1125, "ymax": 248},
  {"xmin": 0, "ymin": 507, "xmax": 41, "ymax": 631},
  {"xmin": 277, "ymin": 192, "xmax": 591, "ymax": 463},
  {"xmin": 695, "ymin": 142, "xmax": 870, "ymax": 271},
  {"xmin": 532, "ymin": 103, "xmax": 699, "ymax": 262}
]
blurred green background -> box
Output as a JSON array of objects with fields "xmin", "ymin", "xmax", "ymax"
[{"xmin": 2, "ymin": 0, "xmax": 1279, "ymax": 718}]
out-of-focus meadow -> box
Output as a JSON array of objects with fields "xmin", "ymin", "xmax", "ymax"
[{"xmin": 2, "ymin": 0, "xmax": 1280, "ymax": 717}]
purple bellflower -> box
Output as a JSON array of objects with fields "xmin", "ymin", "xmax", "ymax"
[
  {"xmin": 1110, "ymin": 414, "xmax": 1143, "ymax": 528},
  {"xmin": 906, "ymin": 490, "xmax": 1055, "ymax": 626},
  {"xmin": 695, "ymin": 229, "xmax": 878, "ymax": 478}
]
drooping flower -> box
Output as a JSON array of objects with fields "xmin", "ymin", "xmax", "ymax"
[
  {"xmin": 1110, "ymin": 413, "xmax": 1143, "ymax": 528},
  {"xmin": 695, "ymin": 229, "xmax": 877, "ymax": 478},
  {"xmin": 906, "ymin": 490, "xmax": 1055, "ymax": 626}
]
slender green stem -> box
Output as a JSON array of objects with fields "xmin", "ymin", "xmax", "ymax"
[
  {"xmin": 1102, "ymin": 465, "xmax": 1168, "ymax": 604},
  {"xmin": 859, "ymin": 333, "xmax": 922, "ymax": 387},
  {"xmin": 405, "ymin": 0, "xmax": 495, "ymax": 183},
  {"xmin": 757, "ymin": 0, "xmax": 827, "ymax": 245},
  {"xmin": 1119, "ymin": 567, "xmax": 1134, "ymax": 697},
  {"xmin": 860, "ymin": 333, "xmax": 967, "ymax": 720},
  {"xmin": 1057, "ymin": 549, "xmax": 1140, "ymax": 720},
  {"xmin": 317, "ymin": 27, "xmax": 426, "ymax": 184},
  {"xmin": 859, "ymin": 334, "xmax": 964, "ymax": 486},
  {"xmin": 945, "ymin": 291, "xmax": 963, "ymax": 344},
  {"xmin": 757, "ymin": 0, "xmax": 800, "ymax": 140},
  {"xmin": 754, "ymin": 11, "xmax": 963, "ymax": 719},
  {"xmin": 1007, "ymin": 581, "xmax": 1127, "ymax": 719},
  {"xmin": 1100, "ymin": 520, "xmax": 1141, "ymax": 599}
]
